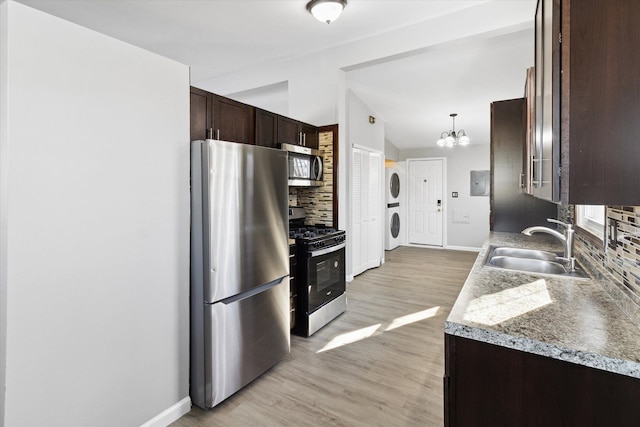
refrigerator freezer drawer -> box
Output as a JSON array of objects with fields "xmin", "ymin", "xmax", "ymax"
[{"xmin": 192, "ymin": 277, "xmax": 290, "ymax": 409}]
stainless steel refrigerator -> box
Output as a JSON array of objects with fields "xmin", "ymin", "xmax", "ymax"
[{"xmin": 190, "ymin": 139, "xmax": 290, "ymax": 409}]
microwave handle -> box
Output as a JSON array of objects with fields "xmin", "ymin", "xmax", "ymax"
[{"xmin": 312, "ymin": 156, "xmax": 322, "ymax": 180}]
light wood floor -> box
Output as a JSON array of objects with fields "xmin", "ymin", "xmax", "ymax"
[{"xmin": 172, "ymin": 246, "xmax": 477, "ymax": 427}]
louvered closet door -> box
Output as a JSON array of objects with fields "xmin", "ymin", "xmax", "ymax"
[
  {"xmin": 351, "ymin": 147, "xmax": 383, "ymax": 277},
  {"xmin": 367, "ymin": 152, "xmax": 382, "ymax": 269},
  {"xmin": 352, "ymin": 148, "xmax": 367, "ymax": 277}
]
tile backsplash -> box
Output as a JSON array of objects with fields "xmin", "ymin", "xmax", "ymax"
[
  {"xmin": 558, "ymin": 204, "xmax": 640, "ymax": 326},
  {"xmin": 289, "ymin": 130, "xmax": 334, "ymax": 227}
]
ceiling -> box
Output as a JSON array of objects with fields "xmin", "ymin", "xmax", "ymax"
[{"xmin": 17, "ymin": 0, "xmax": 537, "ymax": 149}]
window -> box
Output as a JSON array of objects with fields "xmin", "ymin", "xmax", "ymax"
[{"xmin": 575, "ymin": 205, "xmax": 605, "ymax": 240}]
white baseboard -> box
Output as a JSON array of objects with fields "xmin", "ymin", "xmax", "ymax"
[
  {"xmin": 140, "ymin": 396, "xmax": 191, "ymax": 427},
  {"xmin": 347, "ymin": 274, "xmax": 354, "ymax": 282},
  {"xmin": 445, "ymin": 245, "xmax": 481, "ymax": 252},
  {"xmin": 400, "ymin": 243, "xmax": 481, "ymax": 252}
]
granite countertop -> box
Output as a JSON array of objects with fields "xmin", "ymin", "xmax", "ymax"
[{"xmin": 445, "ymin": 232, "xmax": 640, "ymax": 379}]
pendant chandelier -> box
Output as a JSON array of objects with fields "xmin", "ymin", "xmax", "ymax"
[
  {"xmin": 306, "ymin": 0, "xmax": 347, "ymax": 24},
  {"xmin": 436, "ymin": 113, "xmax": 470, "ymax": 147}
]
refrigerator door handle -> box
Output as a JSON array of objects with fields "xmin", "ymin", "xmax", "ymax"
[{"xmin": 217, "ymin": 276, "xmax": 287, "ymax": 305}]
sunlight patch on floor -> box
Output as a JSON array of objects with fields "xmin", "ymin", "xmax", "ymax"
[
  {"xmin": 316, "ymin": 306, "xmax": 441, "ymax": 353},
  {"xmin": 385, "ymin": 306, "xmax": 439, "ymax": 331},
  {"xmin": 317, "ymin": 324, "xmax": 382, "ymax": 353},
  {"xmin": 462, "ymin": 279, "xmax": 552, "ymax": 326}
]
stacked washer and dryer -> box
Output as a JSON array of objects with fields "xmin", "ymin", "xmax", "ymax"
[{"xmin": 385, "ymin": 166, "xmax": 403, "ymax": 250}]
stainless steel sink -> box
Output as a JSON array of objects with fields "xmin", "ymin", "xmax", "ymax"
[
  {"xmin": 491, "ymin": 247, "xmax": 557, "ymax": 261},
  {"xmin": 483, "ymin": 245, "xmax": 589, "ymax": 278},
  {"xmin": 488, "ymin": 256, "xmax": 567, "ymax": 274}
]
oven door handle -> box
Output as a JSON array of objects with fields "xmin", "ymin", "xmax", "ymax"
[{"xmin": 309, "ymin": 242, "xmax": 346, "ymax": 258}]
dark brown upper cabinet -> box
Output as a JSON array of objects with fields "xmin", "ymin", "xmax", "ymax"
[
  {"xmin": 189, "ymin": 86, "xmax": 254, "ymax": 145},
  {"xmin": 300, "ymin": 122, "xmax": 319, "ymax": 150},
  {"xmin": 277, "ymin": 116, "xmax": 319, "ymax": 149},
  {"xmin": 255, "ymin": 108, "xmax": 278, "ymax": 148},
  {"xmin": 531, "ymin": 0, "xmax": 640, "ymax": 205},
  {"xmin": 277, "ymin": 115, "xmax": 301, "ymax": 146},
  {"xmin": 190, "ymin": 87, "xmax": 212, "ymax": 142},
  {"xmin": 490, "ymin": 98, "xmax": 557, "ymax": 232},
  {"xmin": 212, "ymin": 95, "xmax": 255, "ymax": 144}
]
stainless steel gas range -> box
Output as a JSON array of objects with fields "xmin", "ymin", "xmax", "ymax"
[{"xmin": 289, "ymin": 207, "xmax": 346, "ymax": 337}]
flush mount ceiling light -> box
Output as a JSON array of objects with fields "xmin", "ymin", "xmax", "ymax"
[
  {"xmin": 306, "ymin": 0, "xmax": 347, "ymax": 24},
  {"xmin": 436, "ymin": 113, "xmax": 471, "ymax": 147}
]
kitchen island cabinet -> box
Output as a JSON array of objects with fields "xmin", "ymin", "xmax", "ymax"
[
  {"xmin": 444, "ymin": 232, "xmax": 640, "ymax": 426},
  {"xmin": 530, "ymin": 0, "xmax": 640, "ymax": 205},
  {"xmin": 445, "ymin": 335, "xmax": 640, "ymax": 426}
]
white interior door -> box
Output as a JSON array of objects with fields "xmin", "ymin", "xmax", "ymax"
[
  {"xmin": 352, "ymin": 148, "xmax": 367, "ymax": 276},
  {"xmin": 409, "ymin": 159, "xmax": 443, "ymax": 246},
  {"xmin": 351, "ymin": 146, "xmax": 383, "ymax": 277},
  {"xmin": 367, "ymin": 152, "xmax": 382, "ymax": 269}
]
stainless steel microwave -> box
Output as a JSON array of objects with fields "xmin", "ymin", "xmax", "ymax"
[{"xmin": 281, "ymin": 143, "xmax": 323, "ymax": 187}]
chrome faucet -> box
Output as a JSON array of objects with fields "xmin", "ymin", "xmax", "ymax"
[{"xmin": 522, "ymin": 218, "xmax": 575, "ymax": 272}]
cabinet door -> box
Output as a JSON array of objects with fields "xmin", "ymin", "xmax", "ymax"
[
  {"xmin": 563, "ymin": 0, "xmax": 640, "ymax": 204},
  {"xmin": 212, "ymin": 95, "xmax": 255, "ymax": 144},
  {"xmin": 301, "ymin": 122, "xmax": 319, "ymax": 149},
  {"xmin": 190, "ymin": 87, "xmax": 212, "ymax": 142},
  {"xmin": 289, "ymin": 246, "xmax": 297, "ymax": 330},
  {"xmin": 277, "ymin": 115, "xmax": 301, "ymax": 145},
  {"xmin": 531, "ymin": 0, "xmax": 559, "ymax": 201},
  {"xmin": 255, "ymin": 108, "xmax": 278, "ymax": 148},
  {"xmin": 445, "ymin": 334, "xmax": 640, "ymax": 427},
  {"xmin": 490, "ymin": 98, "xmax": 557, "ymax": 232}
]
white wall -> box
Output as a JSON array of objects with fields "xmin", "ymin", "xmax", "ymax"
[
  {"xmin": 190, "ymin": 2, "xmax": 531, "ymax": 263},
  {"xmin": 347, "ymin": 91, "xmax": 385, "ymax": 153},
  {"xmin": 186, "ymin": 3, "xmax": 533, "ymax": 267},
  {"xmin": 195, "ymin": 2, "xmax": 534, "ymax": 127},
  {"xmin": 0, "ymin": 2, "xmax": 190, "ymax": 426},
  {"xmin": 401, "ymin": 145, "xmax": 490, "ymax": 249},
  {"xmin": 384, "ymin": 139, "xmax": 400, "ymax": 162},
  {"xmin": 0, "ymin": 2, "xmax": 8, "ymax": 424}
]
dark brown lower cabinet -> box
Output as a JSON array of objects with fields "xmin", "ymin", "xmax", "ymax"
[
  {"xmin": 444, "ymin": 334, "xmax": 640, "ymax": 427},
  {"xmin": 289, "ymin": 245, "xmax": 297, "ymax": 330}
]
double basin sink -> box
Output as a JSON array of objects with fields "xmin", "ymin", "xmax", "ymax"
[{"xmin": 484, "ymin": 246, "xmax": 589, "ymax": 279}]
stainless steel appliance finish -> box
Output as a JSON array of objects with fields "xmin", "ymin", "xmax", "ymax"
[
  {"xmin": 190, "ymin": 139, "xmax": 290, "ymax": 409},
  {"xmin": 308, "ymin": 293, "xmax": 347, "ymax": 337},
  {"xmin": 281, "ymin": 143, "xmax": 323, "ymax": 187}
]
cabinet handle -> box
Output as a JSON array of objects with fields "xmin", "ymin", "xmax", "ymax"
[
  {"xmin": 208, "ymin": 128, "xmax": 213, "ymax": 140},
  {"xmin": 303, "ymin": 133, "xmax": 306, "ymax": 146},
  {"xmin": 216, "ymin": 129, "xmax": 220, "ymax": 140}
]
